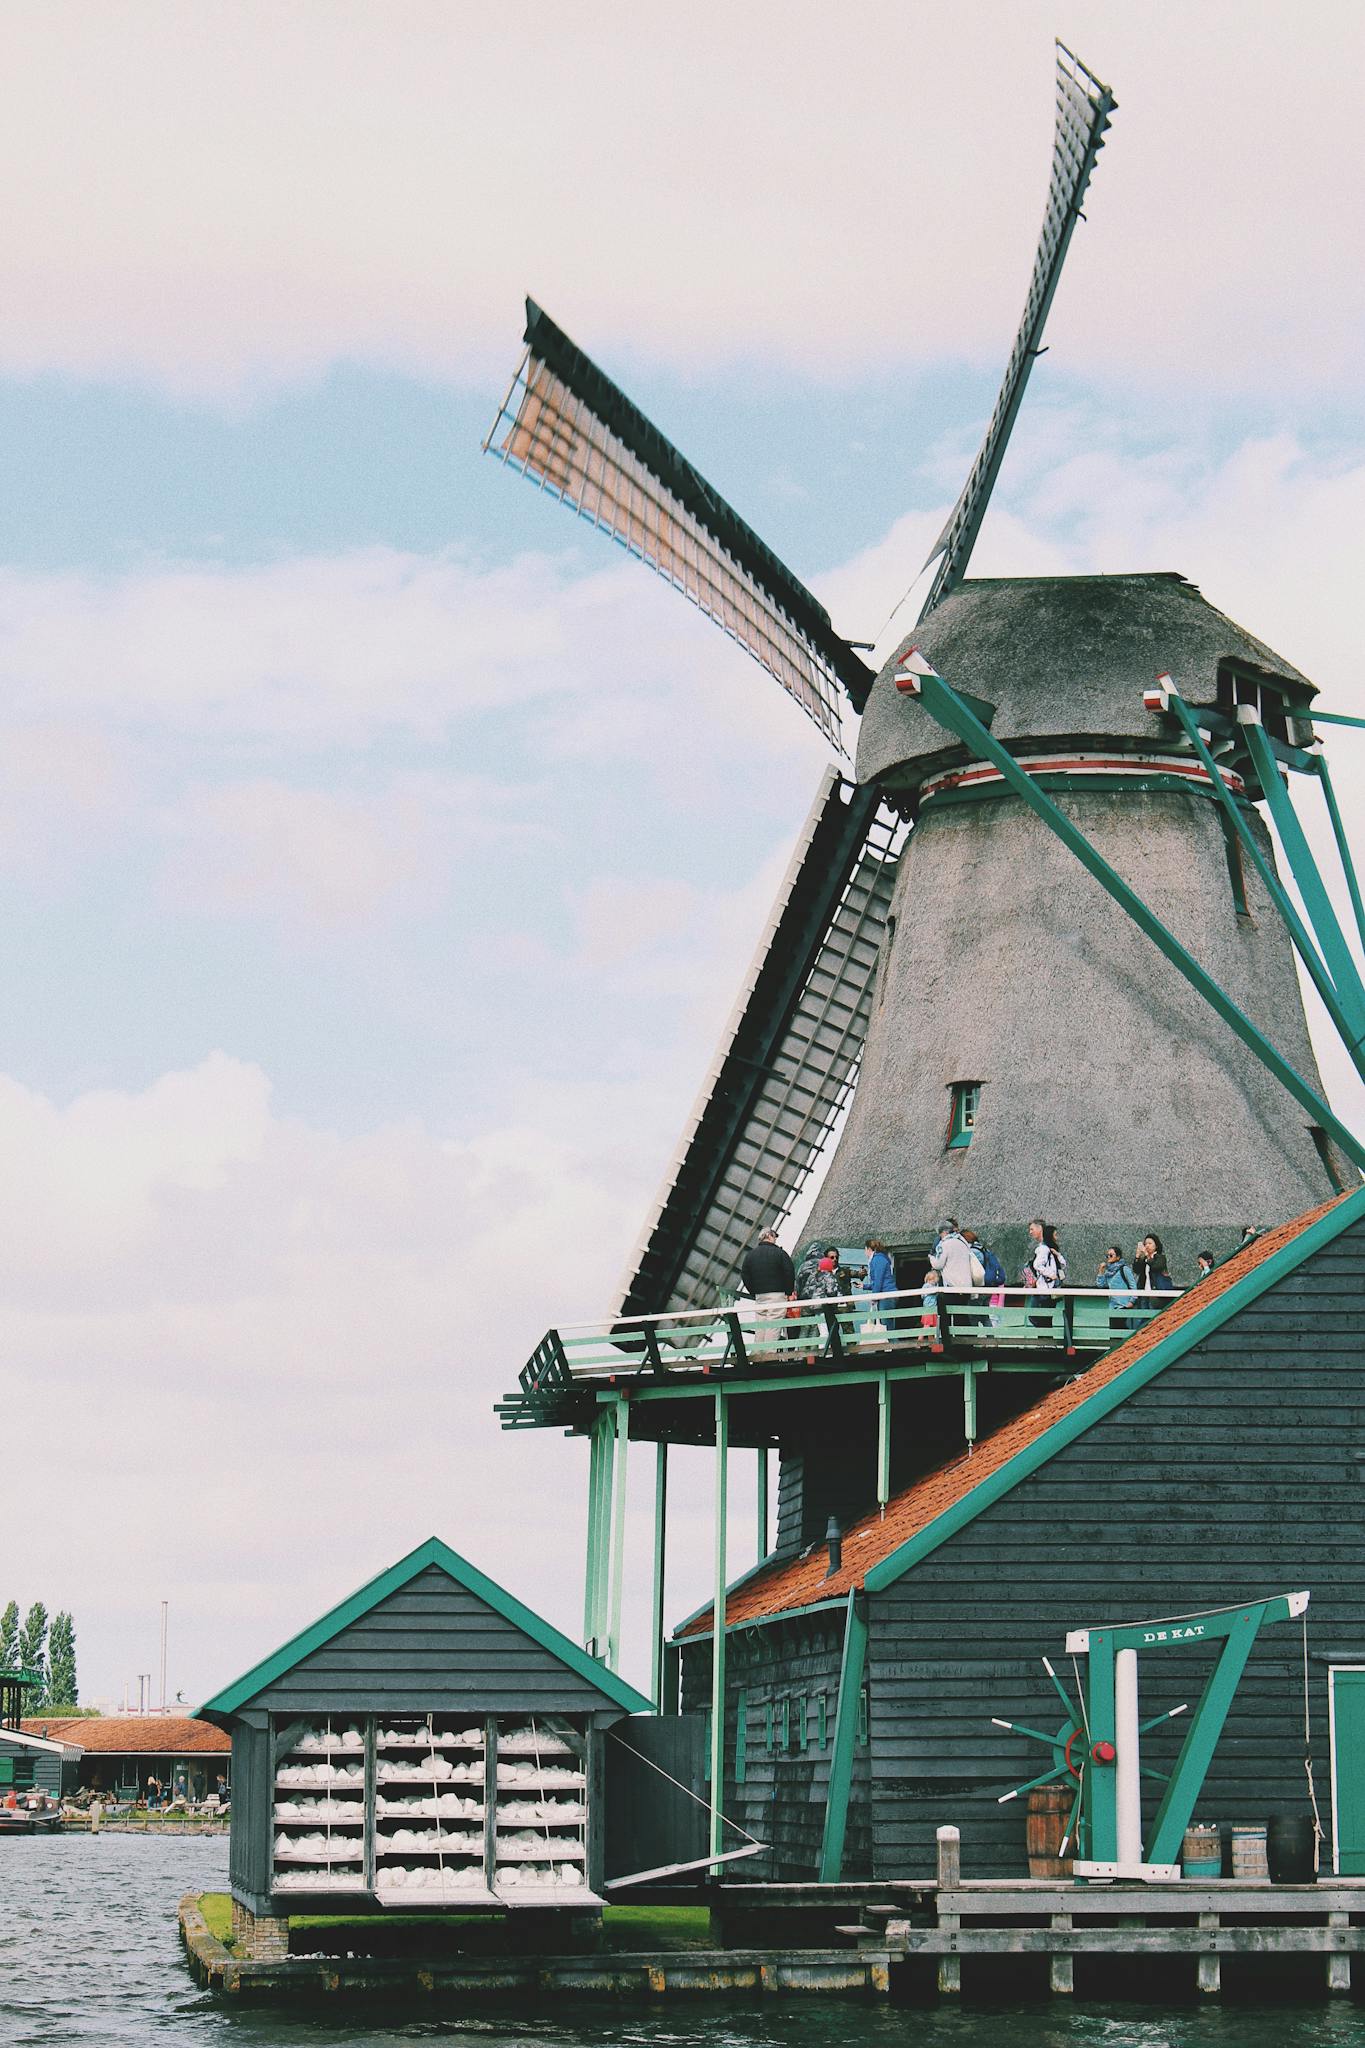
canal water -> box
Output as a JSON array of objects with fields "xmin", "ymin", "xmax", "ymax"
[{"xmin": 5, "ymin": 1833, "xmax": 1365, "ymax": 2046}]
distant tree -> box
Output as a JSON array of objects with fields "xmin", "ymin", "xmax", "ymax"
[
  {"xmin": 0, "ymin": 1600, "xmax": 17, "ymax": 1670},
  {"xmin": 17, "ymin": 1601, "xmax": 49, "ymax": 1701},
  {"xmin": 46, "ymin": 1612, "xmax": 77, "ymax": 1709}
]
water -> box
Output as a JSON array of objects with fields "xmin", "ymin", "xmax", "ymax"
[{"xmin": 3, "ymin": 1833, "xmax": 1365, "ymax": 2046}]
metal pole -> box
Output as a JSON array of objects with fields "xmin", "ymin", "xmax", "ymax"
[
  {"xmin": 911, "ymin": 669, "xmax": 1365, "ymax": 1172},
  {"xmin": 649, "ymin": 1442, "xmax": 668, "ymax": 1709},
  {"xmin": 1316, "ymin": 755, "xmax": 1365, "ymax": 960},
  {"xmin": 159, "ymin": 1601, "xmax": 167, "ymax": 1714},
  {"xmin": 710, "ymin": 1390, "xmax": 728, "ymax": 1869},
  {"xmin": 1114, "ymin": 1647, "xmax": 1142, "ymax": 1865},
  {"xmin": 756, "ymin": 1448, "xmax": 769, "ymax": 1563}
]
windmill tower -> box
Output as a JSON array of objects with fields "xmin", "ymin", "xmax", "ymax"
[{"xmin": 485, "ymin": 43, "xmax": 1357, "ymax": 1313}]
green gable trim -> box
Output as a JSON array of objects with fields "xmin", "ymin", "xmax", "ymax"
[
  {"xmin": 864, "ymin": 1189, "xmax": 1365, "ymax": 1595},
  {"xmin": 196, "ymin": 1535, "xmax": 653, "ymax": 1722}
]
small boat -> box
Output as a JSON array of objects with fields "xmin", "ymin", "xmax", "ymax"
[{"xmin": 0, "ymin": 1795, "xmax": 65, "ymax": 1835}]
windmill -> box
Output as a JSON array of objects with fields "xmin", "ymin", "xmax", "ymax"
[{"xmin": 484, "ymin": 42, "xmax": 1358, "ymax": 1318}]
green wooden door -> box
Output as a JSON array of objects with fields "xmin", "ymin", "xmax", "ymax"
[{"xmin": 1332, "ymin": 1669, "xmax": 1365, "ymax": 1874}]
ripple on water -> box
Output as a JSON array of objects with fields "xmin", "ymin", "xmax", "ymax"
[{"xmin": 4, "ymin": 1834, "xmax": 1365, "ymax": 2046}]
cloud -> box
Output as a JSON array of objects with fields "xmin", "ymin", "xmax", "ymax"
[
  {"xmin": 0, "ymin": 1051, "xmax": 653, "ymax": 1701},
  {"xmin": 1, "ymin": 3, "xmax": 1362, "ymax": 399},
  {"xmin": 164, "ymin": 771, "xmax": 530, "ymax": 927}
]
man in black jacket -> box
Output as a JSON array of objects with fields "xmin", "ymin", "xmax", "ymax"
[{"xmin": 741, "ymin": 1229, "xmax": 796, "ymax": 1348}]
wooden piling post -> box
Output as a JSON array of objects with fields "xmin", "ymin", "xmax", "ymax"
[
  {"xmin": 1328, "ymin": 1911, "xmax": 1352, "ymax": 1994},
  {"xmin": 1197, "ymin": 1910, "xmax": 1221, "ymax": 1995},
  {"xmin": 936, "ymin": 1825, "xmax": 961, "ymax": 1995},
  {"xmin": 1049, "ymin": 1913, "xmax": 1073, "ymax": 1994}
]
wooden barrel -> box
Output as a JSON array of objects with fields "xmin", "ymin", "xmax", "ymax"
[
  {"xmin": 1026, "ymin": 1783, "xmax": 1075, "ymax": 1878},
  {"xmin": 1181, "ymin": 1823, "xmax": 1221, "ymax": 1877},
  {"xmin": 1230, "ymin": 1823, "xmax": 1269, "ymax": 1878}
]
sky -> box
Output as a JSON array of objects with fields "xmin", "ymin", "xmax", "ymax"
[{"xmin": 3, "ymin": 0, "xmax": 1364, "ymax": 1710}]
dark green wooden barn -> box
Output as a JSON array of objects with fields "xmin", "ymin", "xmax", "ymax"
[
  {"xmin": 0, "ymin": 1725, "xmax": 76, "ymax": 1800},
  {"xmin": 198, "ymin": 1536, "xmax": 651, "ymax": 1940},
  {"xmin": 675, "ymin": 1189, "xmax": 1365, "ymax": 1882}
]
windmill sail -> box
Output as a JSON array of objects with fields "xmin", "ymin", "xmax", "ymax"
[
  {"xmin": 920, "ymin": 42, "xmax": 1116, "ymax": 615},
  {"xmin": 485, "ymin": 301, "xmax": 873, "ymax": 748},
  {"xmin": 616, "ymin": 772, "xmax": 905, "ymax": 1317}
]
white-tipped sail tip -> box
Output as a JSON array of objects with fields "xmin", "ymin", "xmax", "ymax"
[
  {"xmin": 1143, "ymin": 672, "xmax": 1172, "ymax": 713},
  {"xmin": 990, "ymin": 1718, "xmax": 1012, "ymax": 1730},
  {"xmin": 1042, "ymin": 1656, "xmax": 1056, "ymax": 1677},
  {"xmin": 1288, "ymin": 1590, "xmax": 1311, "ymax": 1617},
  {"xmin": 894, "ymin": 645, "xmax": 939, "ymax": 695}
]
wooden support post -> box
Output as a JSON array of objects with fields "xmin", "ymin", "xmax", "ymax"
[
  {"xmin": 1328, "ymin": 1911, "xmax": 1352, "ymax": 1993},
  {"xmin": 962, "ymin": 1363, "xmax": 977, "ymax": 1447},
  {"xmin": 936, "ymin": 1825, "xmax": 961, "ymax": 1996},
  {"xmin": 606, "ymin": 1395, "xmax": 630, "ymax": 1672},
  {"xmin": 756, "ymin": 1447, "xmax": 768, "ymax": 1563},
  {"xmin": 649, "ymin": 1441, "xmax": 668, "ymax": 1709},
  {"xmin": 583, "ymin": 1413, "xmax": 613, "ymax": 1650},
  {"xmin": 709, "ymin": 1390, "xmax": 728, "ymax": 1870},
  {"xmin": 1197, "ymin": 1910, "xmax": 1220, "ymax": 1995},
  {"xmin": 877, "ymin": 1374, "xmax": 891, "ymax": 1508},
  {"xmin": 1049, "ymin": 1913, "xmax": 1073, "ymax": 1994}
]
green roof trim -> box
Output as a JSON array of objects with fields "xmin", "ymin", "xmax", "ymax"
[
  {"xmin": 863, "ymin": 1187, "xmax": 1365, "ymax": 1594},
  {"xmin": 196, "ymin": 1535, "xmax": 654, "ymax": 1722}
]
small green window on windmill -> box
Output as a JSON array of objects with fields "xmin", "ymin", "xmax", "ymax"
[{"xmin": 948, "ymin": 1082, "xmax": 981, "ymax": 1149}]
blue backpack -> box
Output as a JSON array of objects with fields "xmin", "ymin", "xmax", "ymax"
[{"xmin": 980, "ymin": 1247, "xmax": 1006, "ymax": 1289}]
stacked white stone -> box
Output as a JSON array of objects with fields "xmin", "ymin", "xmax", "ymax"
[
  {"xmin": 373, "ymin": 1715, "xmax": 487, "ymax": 1902},
  {"xmin": 492, "ymin": 1716, "xmax": 588, "ymax": 1900},
  {"xmin": 271, "ymin": 1719, "xmax": 366, "ymax": 1892}
]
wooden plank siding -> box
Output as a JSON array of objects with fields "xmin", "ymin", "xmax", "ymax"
[
  {"xmin": 244, "ymin": 1566, "xmax": 625, "ymax": 1720},
  {"xmin": 679, "ymin": 1615, "xmax": 869, "ymax": 1880},
  {"xmin": 228, "ymin": 1720, "xmax": 273, "ymax": 1913},
  {"xmin": 864, "ymin": 1222, "xmax": 1365, "ymax": 1880}
]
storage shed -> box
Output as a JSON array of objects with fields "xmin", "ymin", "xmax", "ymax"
[
  {"xmin": 675, "ymin": 1190, "xmax": 1365, "ymax": 1881},
  {"xmin": 198, "ymin": 1536, "xmax": 652, "ymax": 1949},
  {"xmin": 0, "ymin": 1725, "xmax": 78, "ymax": 1799}
]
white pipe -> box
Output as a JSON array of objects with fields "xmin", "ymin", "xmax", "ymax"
[
  {"xmin": 159, "ymin": 1601, "xmax": 168, "ymax": 1714},
  {"xmin": 1115, "ymin": 1646, "xmax": 1142, "ymax": 1864}
]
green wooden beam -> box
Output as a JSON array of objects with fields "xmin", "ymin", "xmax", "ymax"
[
  {"xmin": 1316, "ymin": 754, "xmax": 1365, "ymax": 962},
  {"xmin": 602, "ymin": 1356, "xmax": 998, "ymax": 1405},
  {"xmin": 756, "ymin": 1448, "xmax": 769, "ymax": 1563},
  {"xmin": 910, "ymin": 667, "xmax": 1365, "ymax": 1173},
  {"xmin": 583, "ymin": 1415, "xmax": 605, "ymax": 1646},
  {"xmin": 649, "ymin": 1441, "xmax": 668, "ymax": 1709},
  {"xmin": 1146, "ymin": 1607, "xmax": 1265, "ymax": 1866},
  {"xmin": 819, "ymin": 1591, "xmax": 868, "ymax": 1881},
  {"xmin": 1243, "ymin": 719, "xmax": 1365, "ymax": 1038},
  {"xmin": 877, "ymin": 1374, "xmax": 891, "ymax": 1509},
  {"xmin": 963, "ymin": 1363, "xmax": 978, "ymax": 1446},
  {"xmin": 710, "ymin": 1390, "xmax": 728, "ymax": 1868},
  {"xmin": 1310, "ymin": 709, "xmax": 1365, "ymax": 730},
  {"xmin": 1167, "ymin": 694, "xmax": 1365, "ymax": 1076},
  {"xmin": 1084, "ymin": 1635, "xmax": 1118, "ymax": 1862},
  {"xmin": 606, "ymin": 1394, "xmax": 630, "ymax": 1673}
]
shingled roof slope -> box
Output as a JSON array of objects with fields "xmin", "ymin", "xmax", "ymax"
[
  {"xmin": 677, "ymin": 1194, "xmax": 1355, "ymax": 1638},
  {"xmin": 22, "ymin": 1714, "xmax": 230, "ymax": 1753}
]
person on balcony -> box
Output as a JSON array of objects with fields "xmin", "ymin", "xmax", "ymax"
[
  {"xmin": 740, "ymin": 1229, "xmax": 796, "ymax": 1344},
  {"xmin": 930, "ymin": 1219, "xmax": 984, "ymax": 1291},
  {"xmin": 1134, "ymin": 1232, "xmax": 1172, "ymax": 1290}
]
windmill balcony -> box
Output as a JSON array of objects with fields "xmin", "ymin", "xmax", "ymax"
[{"xmin": 495, "ymin": 1285, "xmax": 1183, "ymax": 1440}]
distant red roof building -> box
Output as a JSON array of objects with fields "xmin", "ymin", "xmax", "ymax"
[{"xmin": 22, "ymin": 1715, "xmax": 229, "ymax": 1754}]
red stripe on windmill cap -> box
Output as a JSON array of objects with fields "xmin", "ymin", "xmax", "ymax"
[{"xmin": 894, "ymin": 645, "xmax": 940, "ymax": 693}]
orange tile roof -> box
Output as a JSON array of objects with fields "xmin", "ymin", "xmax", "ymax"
[
  {"xmin": 22, "ymin": 1715, "xmax": 230, "ymax": 1754},
  {"xmin": 678, "ymin": 1198, "xmax": 1348, "ymax": 1638}
]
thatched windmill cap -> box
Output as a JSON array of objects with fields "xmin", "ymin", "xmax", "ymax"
[{"xmin": 857, "ymin": 573, "xmax": 1315, "ymax": 792}]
